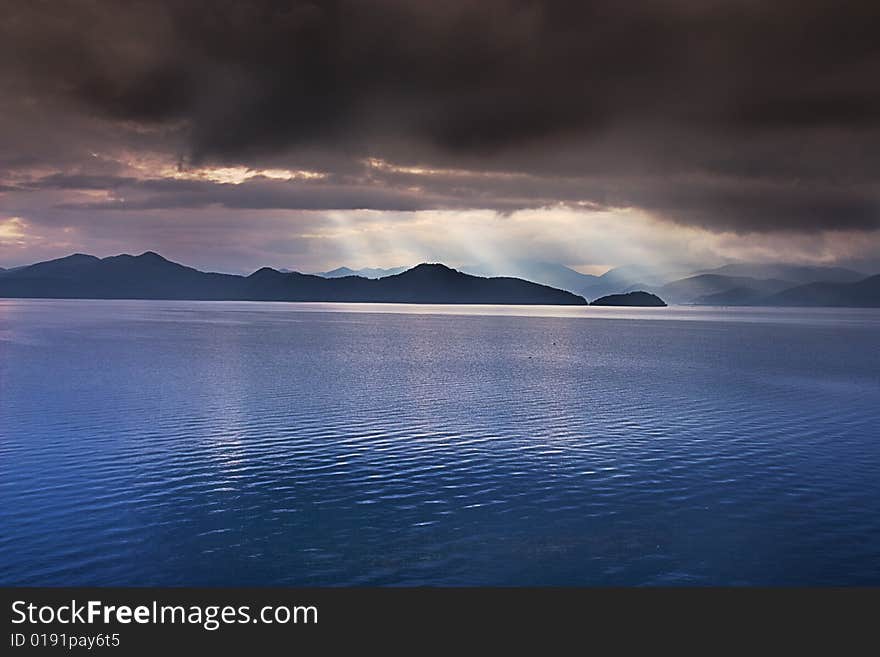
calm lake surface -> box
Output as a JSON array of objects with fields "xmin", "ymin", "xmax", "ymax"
[{"xmin": 1, "ymin": 299, "xmax": 879, "ymax": 585}]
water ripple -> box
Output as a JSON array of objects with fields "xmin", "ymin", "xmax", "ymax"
[{"xmin": 1, "ymin": 300, "xmax": 879, "ymax": 585}]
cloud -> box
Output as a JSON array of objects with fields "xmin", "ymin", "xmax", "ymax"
[
  {"xmin": 1, "ymin": 0, "xmax": 879, "ymax": 266},
  {"xmin": 3, "ymin": 201, "xmax": 879, "ymax": 276},
  {"xmin": 0, "ymin": 216, "xmax": 29, "ymax": 243}
]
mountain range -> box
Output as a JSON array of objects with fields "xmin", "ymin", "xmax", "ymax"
[
  {"xmin": 460, "ymin": 261, "xmax": 681, "ymax": 301},
  {"xmin": 759, "ymin": 275, "xmax": 880, "ymax": 307},
  {"xmin": 460, "ymin": 260, "xmax": 876, "ymax": 307},
  {"xmin": 692, "ymin": 263, "xmax": 866, "ymax": 284},
  {"xmin": 314, "ymin": 265, "xmax": 409, "ymax": 279},
  {"xmin": 650, "ymin": 265, "xmax": 876, "ymax": 306},
  {"xmin": 2, "ymin": 253, "xmax": 878, "ymax": 307},
  {"xmin": 656, "ymin": 274, "xmax": 795, "ymax": 305},
  {"xmin": 0, "ymin": 252, "xmax": 588, "ymax": 305}
]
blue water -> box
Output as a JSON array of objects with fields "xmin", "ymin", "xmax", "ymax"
[{"xmin": 1, "ymin": 299, "xmax": 879, "ymax": 586}]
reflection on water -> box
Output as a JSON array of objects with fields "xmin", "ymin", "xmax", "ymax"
[{"xmin": 1, "ymin": 299, "xmax": 879, "ymax": 585}]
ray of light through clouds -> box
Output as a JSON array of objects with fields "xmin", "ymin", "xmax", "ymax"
[{"xmin": 1, "ymin": 1, "xmax": 879, "ymax": 274}]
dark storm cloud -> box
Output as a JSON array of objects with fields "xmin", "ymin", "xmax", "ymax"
[
  {"xmin": 2, "ymin": 0, "xmax": 880, "ymax": 232},
  {"xmin": 50, "ymin": 176, "xmax": 437, "ymax": 213},
  {"xmin": 33, "ymin": 171, "xmax": 554, "ymax": 214}
]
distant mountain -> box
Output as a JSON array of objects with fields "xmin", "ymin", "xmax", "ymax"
[
  {"xmin": 658, "ymin": 274, "xmax": 794, "ymax": 304},
  {"xmin": 466, "ymin": 260, "xmax": 870, "ymax": 304},
  {"xmin": 315, "ymin": 265, "xmax": 409, "ymax": 279},
  {"xmin": 694, "ymin": 286, "xmax": 768, "ymax": 306},
  {"xmin": 0, "ymin": 253, "xmax": 587, "ymax": 305},
  {"xmin": 462, "ymin": 261, "xmax": 679, "ymax": 301},
  {"xmin": 590, "ymin": 265, "xmax": 674, "ymax": 291},
  {"xmin": 591, "ymin": 291, "xmax": 667, "ymax": 307},
  {"xmin": 758, "ymin": 275, "xmax": 880, "ymax": 307},
  {"xmin": 661, "ymin": 264, "xmax": 878, "ymax": 306},
  {"xmin": 462, "ymin": 261, "xmax": 599, "ymax": 295},
  {"xmin": 697, "ymin": 263, "xmax": 866, "ymax": 284},
  {"xmin": 580, "ymin": 266, "xmax": 692, "ymax": 300}
]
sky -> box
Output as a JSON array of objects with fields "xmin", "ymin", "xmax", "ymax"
[{"xmin": 1, "ymin": 0, "xmax": 879, "ymax": 274}]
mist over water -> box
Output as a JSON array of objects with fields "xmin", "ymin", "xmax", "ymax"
[{"xmin": 1, "ymin": 300, "xmax": 879, "ymax": 585}]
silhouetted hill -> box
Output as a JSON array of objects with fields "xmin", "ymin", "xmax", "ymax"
[
  {"xmin": 591, "ymin": 291, "xmax": 667, "ymax": 306},
  {"xmin": 0, "ymin": 253, "xmax": 587, "ymax": 305},
  {"xmin": 374, "ymin": 264, "xmax": 586, "ymax": 304},
  {"xmin": 758, "ymin": 275, "xmax": 880, "ymax": 307},
  {"xmin": 0, "ymin": 251, "xmax": 245, "ymax": 300}
]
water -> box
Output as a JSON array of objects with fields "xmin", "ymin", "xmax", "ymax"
[{"xmin": 1, "ymin": 299, "xmax": 879, "ymax": 586}]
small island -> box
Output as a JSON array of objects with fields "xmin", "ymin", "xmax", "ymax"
[{"xmin": 591, "ymin": 291, "xmax": 667, "ymax": 307}]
